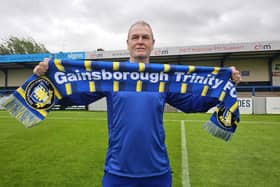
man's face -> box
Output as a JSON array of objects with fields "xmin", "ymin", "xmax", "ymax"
[{"xmin": 127, "ymin": 24, "xmax": 155, "ymax": 63}]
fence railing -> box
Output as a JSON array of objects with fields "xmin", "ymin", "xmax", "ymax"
[{"xmin": 237, "ymin": 86, "xmax": 280, "ymax": 96}]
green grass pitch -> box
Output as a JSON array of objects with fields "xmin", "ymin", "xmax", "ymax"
[{"xmin": 0, "ymin": 111, "xmax": 279, "ymax": 187}]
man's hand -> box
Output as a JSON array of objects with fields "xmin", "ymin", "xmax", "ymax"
[
  {"xmin": 33, "ymin": 58, "xmax": 49, "ymax": 76},
  {"xmin": 230, "ymin": 66, "xmax": 242, "ymax": 84}
]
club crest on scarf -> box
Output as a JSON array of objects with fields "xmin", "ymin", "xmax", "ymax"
[
  {"xmin": 25, "ymin": 77, "xmax": 55, "ymax": 110},
  {"xmin": 216, "ymin": 105, "xmax": 237, "ymax": 129}
]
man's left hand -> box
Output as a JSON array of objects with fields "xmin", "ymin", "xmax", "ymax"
[{"xmin": 230, "ymin": 66, "xmax": 242, "ymax": 84}]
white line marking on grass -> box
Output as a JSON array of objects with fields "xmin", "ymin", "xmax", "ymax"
[
  {"xmin": 181, "ymin": 120, "xmax": 191, "ymax": 187},
  {"xmin": 0, "ymin": 115, "xmax": 279, "ymax": 124}
]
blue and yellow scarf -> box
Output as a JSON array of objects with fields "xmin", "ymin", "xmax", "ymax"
[{"xmin": 0, "ymin": 59, "xmax": 240, "ymax": 141}]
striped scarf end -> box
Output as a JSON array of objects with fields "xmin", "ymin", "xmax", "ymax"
[
  {"xmin": 203, "ymin": 121, "xmax": 233, "ymax": 142},
  {"xmin": 0, "ymin": 95, "xmax": 42, "ymax": 128}
]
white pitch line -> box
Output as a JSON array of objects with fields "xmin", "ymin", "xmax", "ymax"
[
  {"xmin": 181, "ymin": 120, "xmax": 191, "ymax": 187},
  {"xmin": 0, "ymin": 115, "xmax": 279, "ymax": 124}
]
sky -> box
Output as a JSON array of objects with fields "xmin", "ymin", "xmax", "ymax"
[{"xmin": 0, "ymin": 0, "xmax": 279, "ymax": 53}]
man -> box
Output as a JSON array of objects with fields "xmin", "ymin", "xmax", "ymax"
[{"xmin": 34, "ymin": 21, "xmax": 241, "ymax": 187}]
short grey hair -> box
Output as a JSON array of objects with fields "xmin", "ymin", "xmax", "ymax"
[{"xmin": 127, "ymin": 20, "xmax": 154, "ymax": 40}]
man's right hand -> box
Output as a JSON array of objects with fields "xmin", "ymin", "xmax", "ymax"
[{"xmin": 33, "ymin": 58, "xmax": 49, "ymax": 76}]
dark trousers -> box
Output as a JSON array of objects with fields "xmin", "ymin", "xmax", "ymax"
[{"xmin": 102, "ymin": 171, "xmax": 172, "ymax": 187}]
